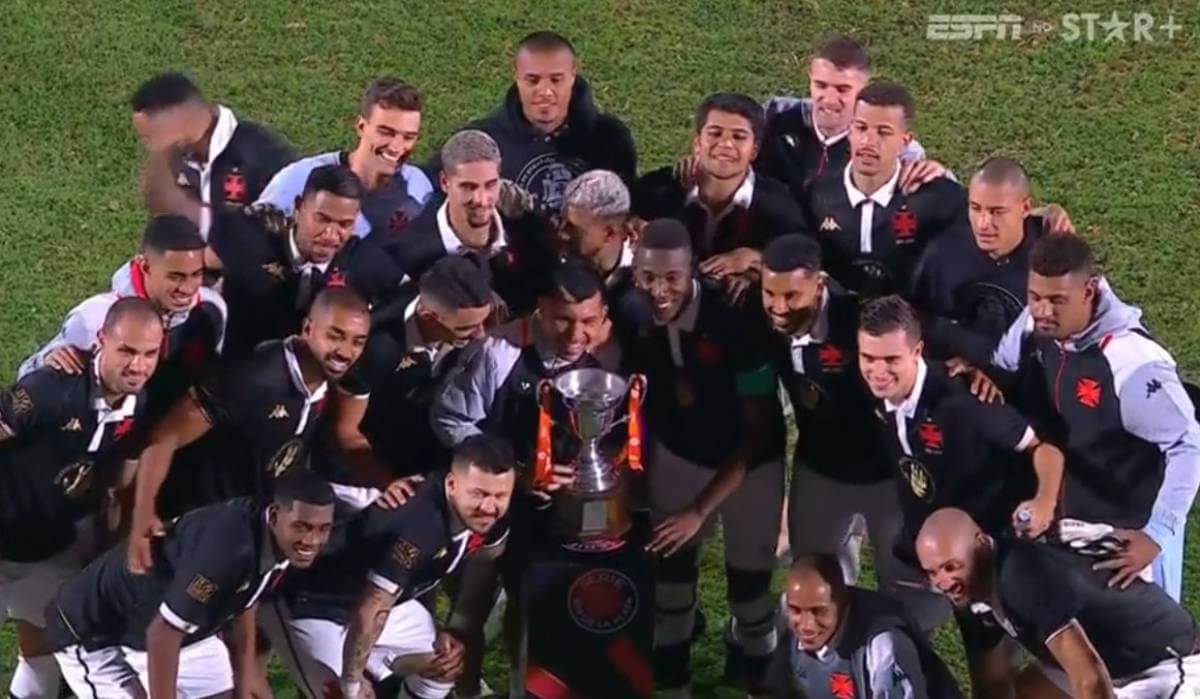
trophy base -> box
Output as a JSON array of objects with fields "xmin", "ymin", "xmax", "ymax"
[{"xmin": 549, "ymin": 488, "xmax": 632, "ymax": 541}]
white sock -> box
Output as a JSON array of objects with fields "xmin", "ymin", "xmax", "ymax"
[{"xmin": 9, "ymin": 654, "xmax": 61, "ymax": 699}]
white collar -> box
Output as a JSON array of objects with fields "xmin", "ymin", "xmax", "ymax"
[
  {"xmin": 685, "ymin": 169, "xmax": 756, "ymax": 220},
  {"xmin": 884, "ymin": 358, "xmax": 927, "ymax": 419},
  {"xmin": 90, "ymin": 354, "xmax": 138, "ymax": 417},
  {"xmin": 659, "ymin": 279, "xmax": 702, "ymax": 333},
  {"xmin": 617, "ymin": 238, "xmax": 634, "ymax": 269},
  {"xmin": 843, "ymin": 163, "xmax": 901, "ymax": 209},
  {"xmin": 435, "ymin": 201, "xmax": 507, "ymax": 255},
  {"xmin": 187, "ymin": 104, "xmax": 238, "ymax": 172},
  {"xmin": 404, "ymin": 296, "xmax": 427, "ymax": 350},
  {"xmin": 282, "ymin": 339, "xmax": 329, "ymax": 406},
  {"xmin": 790, "ymin": 287, "xmax": 831, "ymax": 348},
  {"xmin": 289, "ymin": 230, "xmax": 331, "ymax": 274},
  {"xmin": 813, "ymin": 120, "xmax": 849, "ymax": 147}
]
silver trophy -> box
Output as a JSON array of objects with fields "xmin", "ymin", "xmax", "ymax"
[{"xmin": 539, "ymin": 368, "xmax": 646, "ymax": 539}]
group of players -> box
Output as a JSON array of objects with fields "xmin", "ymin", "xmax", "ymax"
[{"xmin": 2, "ymin": 28, "xmax": 1198, "ymax": 699}]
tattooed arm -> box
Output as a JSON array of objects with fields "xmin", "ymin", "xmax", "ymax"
[{"xmin": 341, "ymin": 581, "xmax": 400, "ymax": 698}]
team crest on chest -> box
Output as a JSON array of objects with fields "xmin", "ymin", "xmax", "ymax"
[
  {"xmin": 899, "ymin": 457, "xmax": 934, "ymax": 502},
  {"xmin": 817, "ymin": 344, "xmax": 846, "ymax": 371},
  {"xmin": 918, "ymin": 419, "xmax": 944, "ymax": 453},
  {"xmin": 1076, "ymin": 377, "xmax": 1102, "ymax": 408},
  {"xmin": 892, "ymin": 206, "xmax": 918, "ymax": 243},
  {"xmin": 829, "ymin": 671, "xmax": 856, "ymax": 699},
  {"xmin": 223, "ymin": 169, "xmax": 247, "ymax": 205}
]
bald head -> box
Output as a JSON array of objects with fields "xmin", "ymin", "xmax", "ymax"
[
  {"xmin": 916, "ymin": 508, "xmax": 989, "ymax": 607},
  {"xmin": 787, "ymin": 553, "xmax": 847, "ymax": 602},
  {"xmin": 971, "ymin": 157, "xmax": 1031, "ymax": 197}
]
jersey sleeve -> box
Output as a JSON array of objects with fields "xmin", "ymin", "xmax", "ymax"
[
  {"xmin": 865, "ymin": 630, "xmax": 929, "ymax": 699},
  {"xmin": 0, "ymin": 371, "xmax": 61, "ymax": 438},
  {"xmin": 366, "ymin": 514, "xmax": 439, "ymax": 597},
  {"xmin": 966, "ymin": 398, "xmax": 1035, "ymax": 452},
  {"xmin": 999, "ymin": 544, "xmax": 1083, "ymax": 645},
  {"xmin": 159, "ymin": 517, "xmax": 251, "ymax": 634}
]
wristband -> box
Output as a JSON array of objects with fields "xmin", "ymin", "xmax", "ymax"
[{"xmin": 339, "ymin": 679, "xmax": 362, "ymax": 698}]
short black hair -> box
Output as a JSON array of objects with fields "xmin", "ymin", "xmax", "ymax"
[
  {"xmin": 301, "ymin": 164, "xmax": 365, "ymax": 202},
  {"xmin": 859, "ymin": 294, "xmax": 922, "ymax": 343},
  {"xmin": 813, "ymin": 35, "xmax": 872, "ymax": 73},
  {"xmin": 452, "ymin": 434, "xmax": 516, "ymax": 475},
  {"xmin": 857, "ymin": 82, "xmax": 915, "ymax": 126},
  {"xmin": 103, "ymin": 296, "xmax": 163, "ymax": 334},
  {"xmin": 639, "ymin": 218, "xmax": 693, "ymax": 253},
  {"xmin": 360, "ymin": 76, "xmax": 422, "ymax": 118},
  {"xmin": 517, "ymin": 31, "xmax": 576, "ymax": 57},
  {"xmin": 420, "ymin": 256, "xmax": 494, "ymax": 310},
  {"xmin": 763, "ymin": 234, "xmax": 822, "ymax": 274},
  {"xmin": 538, "ymin": 257, "xmax": 604, "ymax": 304},
  {"xmin": 131, "ymin": 72, "xmax": 203, "ymax": 113},
  {"xmin": 273, "ymin": 469, "xmax": 335, "ymax": 508},
  {"xmin": 310, "ymin": 286, "xmax": 370, "ymax": 319},
  {"xmin": 142, "ymin": 214, "xmax": 205, "ymax": 255},
  {"xmin": 694, "ymin": 92, "xmax": 765, "ymax": 143},
  {"xmin": 1031, "ymin": 233, "xmax": 1097, "ymax": 278}
]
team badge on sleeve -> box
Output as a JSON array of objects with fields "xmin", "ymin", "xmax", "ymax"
[
  {"xmin": 8, "ymin": 388, "xmax": 32, "ymax": 416},
  {"xmin": 186, "ymin": 575, "xmax": 219, "ymax": 603},
  {"xmin": 391, "ymin": 539, "xmax": 421, "ymax": 569}
]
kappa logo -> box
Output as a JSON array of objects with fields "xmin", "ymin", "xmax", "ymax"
[
  {"xmin": 1076, "ymin": 377, "xmax": 1102, "ymax": 408},
  {"xmin": 186, "ymin": 574, "xmax": 218, "ymax": 603},
  {"xmin": 567, "ymin": 568, "xmax": 638, "ymax": 634},
  {"xmin": 1146, "ymin": 378, "xmax": 1163, "ymax": 398},
  {"xmin": 269, "ymin": 404, "xmax": 289, "ymax": 419},
  {"xmin": 520, "ymin": 380, "xmax": 533, "ymax": 392},
  {"xmin": 61, "ymin": 417, "xmax": 82, "ymax": 432},
  {"xmin": 819, "ymin": 216, "xmax": 842, "ymax": 232},
  {"xmin": 397, "ymin": 355, "xmax": 418, "ymax": 371}
]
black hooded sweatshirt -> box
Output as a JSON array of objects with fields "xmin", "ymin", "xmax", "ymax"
[{"xmin": 427, "ymin": 77, "xmax": 637, "ymax": 214}]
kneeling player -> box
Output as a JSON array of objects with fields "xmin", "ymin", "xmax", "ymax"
[
  {"xmin": 47, "ymin": 471, "xmax": 335, "ymax": 699},
  {"xmin": 917, "ymin": 508, "xmax": 1200, "ymax": 699},
  {"xmin": 262, "ymin": 435, "xmax": 516, "ymax": 699}
]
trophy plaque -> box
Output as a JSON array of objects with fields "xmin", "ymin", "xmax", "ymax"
[{"xmin": 535, "ymin": 368, "xmax": 646, "ymax": 540}]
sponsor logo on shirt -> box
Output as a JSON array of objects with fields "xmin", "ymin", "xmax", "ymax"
[
  {"xmin": 269, "ymin": 404, "xmax": 290, "ymax": 420},
  {"xmin": 819, "ymin": 216, "xmax": 842, "ymax": 232},
  {"xmin": 567, "ymin": 568, "xmax": 638, "ymax": 634},
  {"xmin": 54, "ymin": 460, "xmax": 94, "ymax": 500},
  {"xmin": 186, "ymin": 574, "xmax": 219, "ymax": 603},
  {"xmin": 61, "ymin": 417, "xmax": 82, "ymax": 432},
  {"xmin": 267, "ymin": 439, "xmax": 303, "ymax": 479},
  {"xmin": 899, "ymin": 457, "xmax": 935, "ymax": 502}
]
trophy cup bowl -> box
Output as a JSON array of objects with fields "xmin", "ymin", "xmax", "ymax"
[{"xmin": 548, "ymin": 368, "xmax": 639, "ymax": 540}]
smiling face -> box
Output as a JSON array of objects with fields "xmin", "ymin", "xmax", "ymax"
[
  {"xmin": 356, "ymin": 104, "xmax": 422, "ymax": 176},
  {"xmin": 536, "ymin": 291, "xmax": 606, "ymax": 362},
  {"xmin": 446, "ymin": 464, "xmax": 516, "ymax": 534},
  {"xmin": 97, "ymin": 316, "xmax": 164, "ymax": 395},
  {"xmin": 692, "ymin": 109, "xmax": 758, "ymax": 181},
  {"xmin": 441, "ymin": 159, "xmax": 502, "ymax": 230},
  {"xmin": 140, "ymin": 248, "xmax": 205, "ymax": 313},
  {"xmin": 857, "ymin": 327, "xmax": 922, "ymax": 404},
  {"xmin": 808, "ymin": 58, "xmax": 869, "ymax": 136},
  {"xmin": 917, "ymin": 531, "xmax": 986, "ymax": 608},
  {"xmin": 784, "ymin": 569, "xmax": 843, "ymax": 651},
  {"xmin": 301, "ymin": 304, "xmax": 369, "ymax": 380},
  {"xmin": 761, "ymin": 266, "xmax": 824, "ymax": 336},
  {"xmin": 633, "ymin": 246, "xmax": 694, "ymax": 324},
  {"xmin": 270, "ymin": 500, "xmax": 334, "ymax": 568}
]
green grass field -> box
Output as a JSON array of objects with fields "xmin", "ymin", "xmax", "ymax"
[{"xmin": 1, "ymin": 1, "xmax": 1198, "ymax": 696}]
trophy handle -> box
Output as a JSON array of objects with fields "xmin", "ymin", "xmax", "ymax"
[
  {"xmin": 534, "ymin": 379, "xmax": 556, "ymax": 487},
  {"xmin": 625, "ymin": 374, "xmax": 647, "ymax": 472}
]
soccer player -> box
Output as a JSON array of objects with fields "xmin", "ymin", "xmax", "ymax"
[
  {"xmin": 210, "ymin": 163, "xmax": 402, "ymax": 357},
  {"xmin": 257, "ymin": 76, "xmax": 434, "ymax": 239},
  {"xmin": 0, "ymin": 298, "xmax": 162, "ymax": 699},
  {"xmin": 261, "ymin": 435, "xmax": 516, "ymax": 699},
  {"xmin": 130, "ymin": 72, "xmax": 295, "ymax": 239},
  {"xmin": 757, "ymin": 35, "xmax": 927, "ymax": 201},
  {"xmin": 802, "ymin": 83, "xmax": 970, "ymax": 297},
  {"xmin": 558, "ymin": 169, "xmax": 638, "ymax": 288},
  {"xmin": 857, "ymin": 295, "xmax": 1064, "ymax": 557},
  {"xmin": 918, "ymin": 508, "xmax": 1200, "ymax": 698},
  {"xmin": 48, "ymin": 470, "xmax": 336, "ymax": 699},
  {"xmin": 627, "ymin": 219, "xmax": 784, "ymax": 696},
  {"xmin": 759, "ymin": 236, "xmax": 946, "ymax": 630},
  {"xmin": 19, "ymin": 215, "xmax": 225, "ymax": 424},
  {"xmin": 127, "ymin": 287, "xmax": 370, "ymax": 574},
  {"xmin": 335, "ymin": 256, "xmax": 494, "ymax": 482},
  {"xmin": 386, "ymin": 129, "xmax": 542, "ymax": 313},
  {"xmin": 912, "ymin": 157, "xmax": 1075, "ymax": 364},
  {"xmin": 990, "ymin": 234, "xmax": 1200, "ymax": 600},
  {"xmin": 430, "ymin": 31, "xmax": 637, "ymax": 212},
  {"xmin": 766, "ymin": 554, "xmax": 964, "ymax": 698},
  {"xmin": 633, "ymin": 93, "xmax": 807, "ymax": 303}
]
